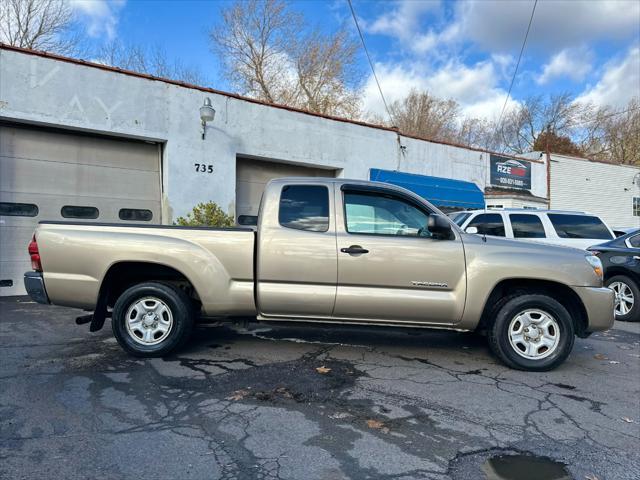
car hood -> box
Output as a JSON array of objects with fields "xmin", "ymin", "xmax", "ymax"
[
  {"xmin": 460, "ymin": 233, "xmax": 588, "ymax": 256},
  {"xmin": 459, "ymin": 233, "xmax": 602, "ymax": 288}
]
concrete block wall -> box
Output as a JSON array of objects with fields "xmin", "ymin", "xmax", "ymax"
[{"xmin": 0, "ymin": 47, "xmax": 548, "ymax": 222}]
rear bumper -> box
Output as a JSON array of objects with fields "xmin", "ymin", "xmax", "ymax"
[
  {"xmin": 24, "ymin": 272, "xmax": 49, "ymax": 305},
  {"xmin": 572, "ymin": 286, "xmax": 615, "ymax": 331}
]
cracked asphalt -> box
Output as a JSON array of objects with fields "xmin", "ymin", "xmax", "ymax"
[{"xmin": 1, "ymin": 296, "xmax": 639, "ymax": 480}]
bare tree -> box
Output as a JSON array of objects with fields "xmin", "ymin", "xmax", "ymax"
[
  {"xmin": 96, "ymin": 41, "xmax": 206, "ymax": 85},
  {"xmin": 583, "ymin": 98, "xmax": 640, "ymax": 165},
  {"xmin": 386, "ymin": 89, "xmax": 461, "ymax": 142},
  {"xmin": 458, "ymin": 117, "xmax": 499, "ymax": 151},
  {"xmin": 497, "ymin": 93, "xmax": 587, "ymax": 154},
  {"xmin": 210, "ymin": 0, "xmax": 362, "ymax": 117},
  {"xmin": 0, "ymin": 0, "xmax": 77, "ymax": 54},
  {"xmin": 294, "ymin": 28, "xmax": 361, "ymax": 117}
]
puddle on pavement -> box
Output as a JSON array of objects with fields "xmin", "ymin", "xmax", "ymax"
[{"xmin": 482, "ymin": 454, "xmax": 571, "ymax": 480}]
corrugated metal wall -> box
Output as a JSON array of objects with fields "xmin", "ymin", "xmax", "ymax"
[{"xmin": 550, "ymin": 155, "xmax": 639, "ymax": 228}]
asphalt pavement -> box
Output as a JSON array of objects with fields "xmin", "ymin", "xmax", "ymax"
[{"xmin": 1, "ymin": 296, "xmax": 639, "ymax": 480}]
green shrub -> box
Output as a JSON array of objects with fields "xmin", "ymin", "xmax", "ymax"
[{"xmin": 174, "ymin": 201, "xmax": 235, "ymax": 227}]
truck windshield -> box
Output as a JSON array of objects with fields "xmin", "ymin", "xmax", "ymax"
[{"xmin": 450, "ymin": 212, "xmax": 471, "ymax": 226}]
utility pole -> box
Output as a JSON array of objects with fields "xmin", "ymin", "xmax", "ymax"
[{"xmin": 545, "ymin": 123, "xmax": 551, "ymax": 209}]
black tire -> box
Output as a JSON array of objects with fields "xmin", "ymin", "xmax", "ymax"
[
  {"xmin": 605, "ymin": 275, "xmax": 640, "ymax": 322},
  {"xmin": 112, "ymin": 282, "xmax": 194, "ymax": 357},
  {"xmin": 487, "ymin": 294, "xmax": 575, "ymax": 371}
]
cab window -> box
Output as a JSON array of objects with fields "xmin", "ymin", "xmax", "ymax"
[
  {"xmin": 467, "ymin": 213, "xmax": 505, "ymax": 236},
  {"xmin": 344, "ymin": 191, "xmax": 431, "ymax": 237},
  {"xmin": 278, "ymin": 185, "xmax": 329, "ymax": 232}
]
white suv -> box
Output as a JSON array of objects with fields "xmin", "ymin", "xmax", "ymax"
[{"xmin": 449, "ymin": 209, "xmax": 615, "ymax": 250}]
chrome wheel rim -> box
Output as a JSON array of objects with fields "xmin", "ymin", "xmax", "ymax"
[
  {"xmin": 610, "ymin": 281, "xmax": 634, "ymax": 316},
  {"xmin": 508, "ymin": 309, "xmax": 560, "ymax": 360},
  {"xmin": 125, "ymin": 297, "xmax": 173, "ymax": 345}
]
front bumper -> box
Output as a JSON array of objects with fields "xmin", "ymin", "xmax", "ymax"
[
  {"xmin": 24, "ymin": 272, "xmax": 49, "ymax": 305},
  {"xmin": 572, "ymin": 286, "xmax": 615, "ymax": 331}
]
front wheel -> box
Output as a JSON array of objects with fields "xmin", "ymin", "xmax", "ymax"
[
  {"xmin": 487, "ymin": 294, "xmax": 575, "ymax": 371},
  {"xmin": 606, "ymin": 275, "xmax": 639, "ymax": 322},
  {"xmin": 112, "ymin": 282, "xmax": 194, "ymax": 357}
]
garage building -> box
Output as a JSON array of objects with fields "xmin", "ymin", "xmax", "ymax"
[{"xmin": 3, "ymin": 44, "xmax": 635, "ymax": 294}]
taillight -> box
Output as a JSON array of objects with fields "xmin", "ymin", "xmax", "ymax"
[{"xmin": 28, "ymin": 234, "xmax": 42, "ymax": 272}]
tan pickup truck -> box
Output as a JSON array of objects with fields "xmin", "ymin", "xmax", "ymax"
[{"xmin": 24, "ymin": 178, "xmax": 614, "ymax": 371}]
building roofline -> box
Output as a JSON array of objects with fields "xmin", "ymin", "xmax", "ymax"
[
  {"xmin": 531, "ymin": 150, "xmax": 638, "ymax": 169},
  {"xmin": 484, "ymin": 187, "xmax": 548, "ymax": 202},
  {"xmin": 1, "ymin": 43, "xmax": 542, "ymax": 164}
]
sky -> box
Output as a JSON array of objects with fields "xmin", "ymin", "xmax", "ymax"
[{"xmin": 67, "ymin": 0, "xmax": 640, "ymax": 121}]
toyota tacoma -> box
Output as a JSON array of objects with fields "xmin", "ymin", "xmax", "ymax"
[{"xmin": 24, "ymin": 178, "xmax": 614, "ymax": 371}]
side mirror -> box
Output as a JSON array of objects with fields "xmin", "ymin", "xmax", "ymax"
[
  {"xmin": 465, "ymin": 226, "xmax": 478, "ymax": 234},
  {"xmin": 427, "ymin": 214, "xmax": 453, "ymax": 239}
]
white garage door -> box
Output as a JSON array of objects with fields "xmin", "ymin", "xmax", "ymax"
[
  {"xmin": 236, "ymin": 157, "xmax": 337, "ymax": 219},
  {"xmin": 0, "ymin": 125, "xmax": 161, "ymax": 296}
]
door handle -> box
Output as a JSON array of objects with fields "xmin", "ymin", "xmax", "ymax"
[{"xmin": 341, "ymin": 245, "xmax": 369, "ymax": 255}]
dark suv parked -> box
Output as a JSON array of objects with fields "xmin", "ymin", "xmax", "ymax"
[{"xmin": 589, "ymin": 229, "xmax": 640, "ymax": 322}]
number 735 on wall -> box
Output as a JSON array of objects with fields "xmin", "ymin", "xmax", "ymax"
[{"xmin": 194, "ymin": 163, "xmax": 214, "ymax": 173}]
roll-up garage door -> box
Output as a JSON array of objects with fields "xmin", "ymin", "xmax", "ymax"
[
  {"xmin": 236, "ymin": 157, "xmax": 337, "ymax": 219},
  {"xmin": 0, "ymin": 124, "xmax": 161, "ymax": 296}
]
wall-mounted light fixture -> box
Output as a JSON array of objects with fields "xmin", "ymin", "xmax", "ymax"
[{"xmin": 199, "ymin": 98, "xmax": 216, "ymax": 140}]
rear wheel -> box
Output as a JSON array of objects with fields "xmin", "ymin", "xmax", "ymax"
[
  {"xmin": 487, "ymin": 294, "xmax": 575, "ymax": 371},
  {"xmin": 112, "ymin": 282, "xmax": 194, "ymax": 357},
  {"xmin": 606, "ymin": 275, "xmax": 639, "ymax": 322}
]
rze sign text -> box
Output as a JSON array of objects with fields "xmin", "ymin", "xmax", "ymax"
[{"xmin": 490, "ymin": 155, "xmax": 531, "ymax": 190}]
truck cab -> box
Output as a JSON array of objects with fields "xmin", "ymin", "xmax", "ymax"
[{"xmin": 256, "ymin": 178, "xmax": 466, "ymax": 326}]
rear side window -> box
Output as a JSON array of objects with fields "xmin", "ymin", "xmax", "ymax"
[
  {"xmin": 467, "ymin": 213, "xmax": 505, "ymax": 236},
  {"xmin": 119, "ymin": 208, "xmax": 153, "ymax": 221},
  {"xmin": 510, "ymin": 214, "xmax": 545, "ymax": 238},
  {"xmin": 0, "ymin": 202, "xmax": 38, "ymax": 217},
  {"xmin": 61, "ymin": 205, "xmax": 99, "ymax": 219},
  {"xmin": 279, "ymin": 185, "xmax": 329, "ymax": 232},
  {"xmin": 548, "ymin": 214, "xmax": 612, "ymax": 239}
]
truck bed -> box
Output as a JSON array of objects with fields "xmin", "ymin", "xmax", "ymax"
[{"xmin": 35, "ymin": 221, "xmax": 257, "ymax": 315}]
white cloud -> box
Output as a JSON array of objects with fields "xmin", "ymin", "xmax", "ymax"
[
  {"xmin": 575, "ymin": 46, "xmax": 640, "ymax": 108},
  {"xmin": 363, "ymin": 59, "xmax": 517, "ymax": 121},
  {"xmin": 70, "ymin": 0, "xmax": 126, "ymax": 40},
  {"xmin": 536, "ymin": 47, "xmax": 593, "ymax": 84},
  {"xmin": 359, "ymin": 0, "xmax": 637, "ymax": 121},
  {"xmin": 367, "ymin": 0, "xmax": 440, "ymax": 40},
  {"xmin": 457, "ymin": 0, "xmax": 640, "ymax": 52}
]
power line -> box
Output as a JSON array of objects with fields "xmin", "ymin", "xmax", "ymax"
[
  {"xmin": 494, "ymin": 0, "xmax": 538, "ymax": 134},
  {"xmin": 347, "ymin": 0, "xmax": 394, "ymax": 125}
]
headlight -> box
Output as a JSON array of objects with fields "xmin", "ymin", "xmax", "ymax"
[{"xmin": 585, "ymin": 254, "xmax": 603, "ymax": 280}]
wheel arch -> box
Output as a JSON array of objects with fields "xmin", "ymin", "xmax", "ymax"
[
  {"xmin": 604, "ymin": 267, "xmax": 640, "ymax": 286},
  {"xmin": 478, "ymin": 278, "xmax": 590, "ymax": 338},
  {"xmin": 99, "ymin": 261, "xmax": 201, "ymax": 307}
]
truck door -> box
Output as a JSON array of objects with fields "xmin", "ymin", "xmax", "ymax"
[
  {"xmin": 256, "ymin": 181, "xmax": 337, "ymax": 318},
  {"xmin": 333, "ymin": 185, "xmax": 466, "ymax": 325}
]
